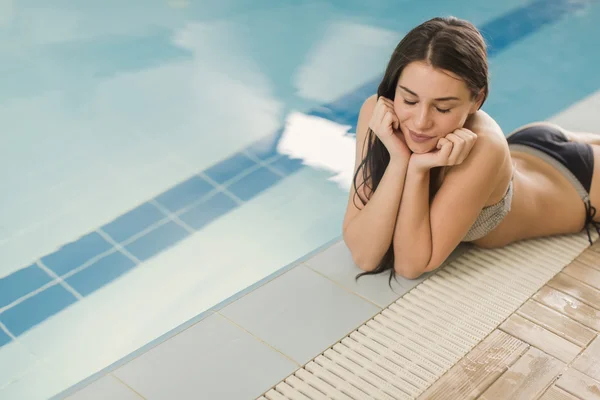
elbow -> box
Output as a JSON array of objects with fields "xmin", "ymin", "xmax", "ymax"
[
  {"xmin": 352, "ymin": 252, "xmax": 378, "ymax": 272},
  {"xmin": 394, "ymin": 266, "xmax": 425, "ymax": 280},
  {"xmin": 393, "ymin": 259, "xmax": 428, "ymax": 280}
]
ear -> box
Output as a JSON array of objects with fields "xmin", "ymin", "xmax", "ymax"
[{"xmin": 469, "ymin": 89, "xmax": 485, "ymax": 113}]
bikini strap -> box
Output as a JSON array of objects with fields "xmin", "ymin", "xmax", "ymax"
[{"xmin": 584, "ymin": 198, "xmax": 600, "ymax": 245}]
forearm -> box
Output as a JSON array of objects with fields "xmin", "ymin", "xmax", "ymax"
[
  {"xmin": 393, "ymin": 162, "xmax": 432, "ymax": 278},
  {"xmin": 344, "ymin": 159, "xmax": 409, "ymax": 270}
]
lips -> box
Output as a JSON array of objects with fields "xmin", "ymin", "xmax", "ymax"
[
  {"xmin": 408, "ymin": 129, "xmax": 434, "ymax": 143},
  {"xmin": 409, "ymin": 129, "xmax": 434, "ymax": 139}
]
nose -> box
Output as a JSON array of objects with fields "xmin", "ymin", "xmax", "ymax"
[{"xmin": 414, "ymin": 105, "xmax": 433, "ymax": 131}]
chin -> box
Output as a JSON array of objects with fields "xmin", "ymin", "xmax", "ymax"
[{"xmin": 408, "ymin": 142, "xmax": 435, "ymax": 154}]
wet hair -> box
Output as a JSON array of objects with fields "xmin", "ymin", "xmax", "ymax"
[{"xmin": 353, "ymin": 16, "xmax": 489, "ymax": 286}]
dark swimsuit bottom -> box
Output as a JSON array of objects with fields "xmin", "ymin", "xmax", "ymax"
[{"xmin": 506, "ymin": 124, "xmax": 599, "ymax": 244}]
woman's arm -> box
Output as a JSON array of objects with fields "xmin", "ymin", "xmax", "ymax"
[
  {"xmin": 342, "ymin": 96, "xmax": 411, "ymax": 271},
  {"xmin": 393, "ymin": 130, "xmax": 505, "ymax": 279},
  {"xmin": 392, "ymin": 163, "xmax": 432, "ymax": 278}
]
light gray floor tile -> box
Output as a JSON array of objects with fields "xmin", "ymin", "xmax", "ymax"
[
  {"xmin": 113, "ymin": 313, "xmax": 298, "ymax": 400},
  {"xmin": 65, "ymin": 375, "xmax": 142, "ymax": 400},
  {"xmin": 219, "ymin": 264, "xmax": 381, "ymax": 365},
  {"xmin": 304, "ymin": 239, "xmax": 472, "ymax": 308}
]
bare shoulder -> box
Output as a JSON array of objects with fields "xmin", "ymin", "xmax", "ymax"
[
  {"xmin": 446, "ymin": 111, "xmax": 508, "ymax": 180},
  {"xmin": 468, "ymin": 110, "xmax": 507, "ymax": 145}
]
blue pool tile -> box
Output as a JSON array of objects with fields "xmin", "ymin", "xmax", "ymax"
[
  {"xmin": 102, "ymin": 202, "xmax": 167, "ymax": 243},
  {"xmin": 204, "ymin": 152, "xmax": 257, "ymax": 184},
  {"xmin": 482, "ymin": 0, "xmax": 587, "ymax": 58},
  {"xmin": 0, "ymin": 264, "xmax": 53, "ymax": 309},
  {"xmin": 0, "ymin": 284, "xmax": 77, "ymax": 336},
  {"xmin": 179, "ymin": 193, "xmax": 238, "ymax": 230},
  {"xmin": 124, "ymin": 221, "xmax": 189, "ymax": 262},
  {"xmin": 0, "ymin": 329, "xmax": 10, "ymax": 347},
  {"xmin": 41, "ymin": 232, "xmax": 113, "ymax": 277},
  {"xmin": 65, "ymin": 251, "xmax": 137, "ymax": 297},
  {"xmin": 268, "ymin": 156, "xmax": 304, "ymax": 176},
  {"xmin": 227, "ymin": 167, "xmax": 282, "ymax": 202},
  {"xmin": 246, "ymin": 129, "xmax": 284, "ymax": 160},
  {"xmin": 154, "ymin": 175, "xmax": 215, "ymax": 213}
]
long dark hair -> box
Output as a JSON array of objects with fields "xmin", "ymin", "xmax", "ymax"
[{"xmin": 354, "ymin": 17, "xmax": 489, "ymax": 285}]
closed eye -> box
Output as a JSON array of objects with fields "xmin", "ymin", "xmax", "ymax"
[{"xmin": 403, "ymin": 100, "xmax": 451, "ymax": 113}]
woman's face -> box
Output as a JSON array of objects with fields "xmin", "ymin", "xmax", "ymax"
[{"xmin": 393, "ymin": 61, "xmax": 483, "ymax": 154}]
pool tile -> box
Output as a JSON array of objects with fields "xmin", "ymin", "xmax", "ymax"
[
  {"xmin": 220, "ymin": 264, "xmax": 380, "ymax": 365},
  {"xmin": 204, "ymin": 152, "xmax": 257, "ymax": 184},
  {"xmin": 227, "ymin": 167, "xmax": 282, "ymax": 202},
  {"xmin": 65, "ymin": 251, "xmax": 137, "ymax": 297},
  {"xmin": 153, "ymin": 175, "xmax": 215, "ymax": 213},
  {"xmin": 178, "ymin": 192, "xmax": 237, "ymax": 230},
  {"xmin": 41, "ymin": 232, "xmax": 113, "ymax": 277},
  {"xmin": 0, "ymin": 284, "xmax": 78, "ymax": 336},
  {"xmin": 268, "ymin": 155, "xmax": 304, "ymax": 176},
  {"xmin": 305, "ymin": 240, "xmax": 471, "ymax": 308},
  {"xmin": 0, "ymin": 329, "xmax": 10, "ymax": 348},
  {"xmin": 66, "ymin": 375, "xmax": 142, "ymax": 400},
  {"xmin": 245, "ymin": 129, "xmax": 284, "ymax": 160},
  {"xmin": 0, "ymin": 264, "xmax": 53, "ymax": 309},
  {"xmin": 123, "ymin": 221, "xmax": 189, "ymax": 262},
  {"xmin": 113, "ymin": 313, "xmax": 298, "ymax": 400},
  {"xmin": 101, "ymin": 202, "xmax": 166, "ymax": 243}
]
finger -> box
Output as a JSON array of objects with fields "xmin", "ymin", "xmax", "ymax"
[
  {"xmin": 438, "ymin": 139, "xmax": 454, "ymax": 164},
  {"xmin": 372, "ymin": 98, "xmax": 387, "ymax": 127},
  {"xmin": 452, "ymin": 129, "xmax": 477, "ymax": 163},
  {"xmin": 382, "ymin": 111, "xmax": 395, "ymax": 133},
  {"xmin": 445, "ymin": 134, "xmax": 465, "ymax": 164}
]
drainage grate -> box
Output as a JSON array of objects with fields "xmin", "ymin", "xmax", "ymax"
[{"xmin": 257, "ymin": 232, "xmax": 594, "ymax": 400}]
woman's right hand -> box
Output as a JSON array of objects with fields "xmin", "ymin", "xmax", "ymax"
[{"xmin": 368, "ymin": 96, "xmax": 412, "ymax": 161}]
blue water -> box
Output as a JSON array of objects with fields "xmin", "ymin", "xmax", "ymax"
[{"xmin": 1, "ymin": 0, "xmax": 600, "ymax": 398}]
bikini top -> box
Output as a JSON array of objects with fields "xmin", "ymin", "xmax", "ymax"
[{"xmin": 462, "ymin": 169, "xmax": 515, "ymax": 242}]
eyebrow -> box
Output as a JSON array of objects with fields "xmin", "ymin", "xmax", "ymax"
[{"xmin": 399, "ymin": 85, "xmax": 460, "ymax": 102}]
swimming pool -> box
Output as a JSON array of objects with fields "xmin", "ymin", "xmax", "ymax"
[{"xmin": 1, "ymin": 0, "xmax": 600, "ymax": 398}]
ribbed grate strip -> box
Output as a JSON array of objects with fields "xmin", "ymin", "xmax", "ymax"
[{"xmin": 259, "ymin": 232, "xmax": 594, "ymax": 399}]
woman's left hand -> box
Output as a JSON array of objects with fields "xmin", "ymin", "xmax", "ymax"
[{"xmin": 409, "ymin": 128, "xmax": 478, "ymax": 172}]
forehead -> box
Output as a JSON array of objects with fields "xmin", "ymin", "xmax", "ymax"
[{"xmin": 397, "ymin": 61, "xmax": 470, "ymax": 99}]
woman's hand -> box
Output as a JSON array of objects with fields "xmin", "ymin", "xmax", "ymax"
[
  {"xmin": 409, "ymin": 128, "xmax": 478, "ymax": 173},
  {"xmin": 368, "ymin": 96, "xmax": 412, "ymax": 161}
]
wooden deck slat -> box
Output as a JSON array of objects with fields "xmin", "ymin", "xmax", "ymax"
[
  {"xmin": 500, "ymin": 314, "xmax": 581, "ymax": 363},
  {"xmin": 533, "ymin": 286, "xmax": 600, "ymax": 332},
  {"xmin": 479, "ymin": 347, "xmax": 565, "ymax": 400},
  {"xmin": 547, "ymin": 273, "xmax": 600, "ymax": 311},
  {"xmin": 574, "ymin": 251, "xmax": 600, "ymax": 273},
  {"xmin": 555, "ymin": 368, "xmax": 600, "ymax": 400},
  {"xmin": 572, "ymin": 336, "xmax": 600, "ymax": 382},
  {"xmin": 417, "ymin": 330, "xmax": 529, "ymax": 400},
  {"xmin": 564, "ymin": 262, "xmax": 600, "ymax": 291},
  {"xmin": 517, "ymin": 300, "xmax": 596, "ymax": 347}
]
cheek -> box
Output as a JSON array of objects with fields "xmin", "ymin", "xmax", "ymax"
[{"xmin": 438, "ymin": 113, "xmax": 469, "ymax": 133}]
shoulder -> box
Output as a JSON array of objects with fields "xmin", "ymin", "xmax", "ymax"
[
  {"xmin": 354, "ymin": 94, "xmax": 379, "ymax": 155},
  {"xmin": 446, "ymin": 112, "xmax": 508, "ymax": 180}
]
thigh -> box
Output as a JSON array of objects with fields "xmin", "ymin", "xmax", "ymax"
[{"xmin": 588, "ymin": 144, "xmax": 600, "ymax": 223}]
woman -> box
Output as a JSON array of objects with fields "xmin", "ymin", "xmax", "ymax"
[{"xmin": 342, "ymin": 16, "xmax": 600, "ymax": 283}]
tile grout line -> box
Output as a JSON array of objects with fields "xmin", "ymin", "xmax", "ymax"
[
  {"xmin": 0, "ymin": 278, "xmax": 76, "ymax": 314},
  {"xmin": 241, "ymin": 150, "xmax": 288, "ymax": 179},
  {"xmin": 109, "ymin": 373, "xmax": 148, "ymax": 400},
  {"xmin": 147, "ymin": 199, "xmax": 195, "ymax": 234},
  {"xmin": 36, "ymin": 260, "xmax": 83, "ymax": 301},
  {"xmin": 302, "ymin": 263, "xmax": 387, "ymax": 310},
  {"xmin": 198, "ymin": 171, "xmax": 245, "ymax": 205},
  {"xmin": 0, "ymin": 320, "xmax": 16, "ymax": 341},
  {"xmin": 214, "ymin": 312, "xmax": 302, "ymax": 368},
  {"xmin": 96, "ymin": 229, "xmax": 142, "ymax": 265}
]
